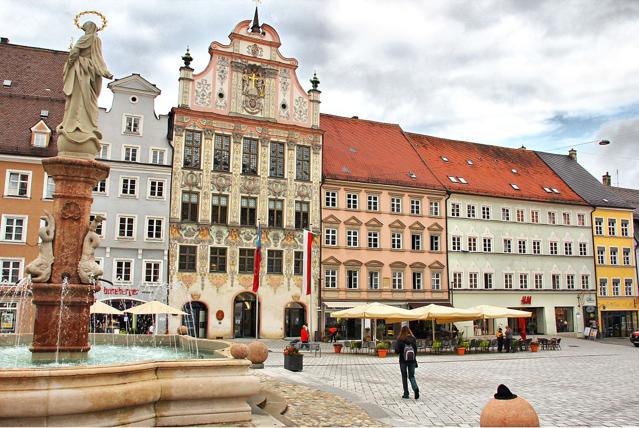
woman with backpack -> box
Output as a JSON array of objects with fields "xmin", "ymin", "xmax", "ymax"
[{"xmin": 394, "ymin": 325, "xmax": 420, "ymax": 399}]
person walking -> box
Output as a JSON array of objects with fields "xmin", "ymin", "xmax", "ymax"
[
  {"xmin": 496, "ymin": 328, "xmax": 504, "ymax": 352},
  {"xmin": 328, "ymin": 326, "xmax": 338, "ymax": 343},
  {"xmin": 300, "ymin": 324, "xmax": 310, "ymax": 350},
  {"xmin": 505, "ymin": 326, "xmax": 513, "ymax": 352},
  {"xmin": 394, "ymin": 326, "xmax": 420, "ymax": 399}
]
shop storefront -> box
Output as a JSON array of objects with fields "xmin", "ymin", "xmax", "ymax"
[
  {"xmin": 554, "ymin": 307, "xmax": 574, "ymax": 332},
  {"xmin": 601, "ymin": 311, "xmax": 638, "ymax": 338}
]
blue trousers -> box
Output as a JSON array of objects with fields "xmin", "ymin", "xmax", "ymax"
[{"xmin": 400, "ymin": 361, "xmax": 419, "ymax": 395}]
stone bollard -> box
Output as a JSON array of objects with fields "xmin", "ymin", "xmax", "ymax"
[
  {"xmin": 480, "ymin": 384, "xmax": 539, "ymax": 427},
  {"xmin": 230, "ymin": 343, "xmax": 249, "ymax": 359},
  {"xmin": 176, "ymin": 325, "xmax": 188, "ymax": 335},
  {"xmin": 247, "ymin": 341, "xmax": 269, "ymax": 369}
]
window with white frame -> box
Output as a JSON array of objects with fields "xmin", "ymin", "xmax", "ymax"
[
  {"xmin": 1, "ymin": 216, "xmax": 26, "ymax": 242},
  {"xmin": 612, "ymin": 278, "xmax": 620, "ymax": 296},
  {"xmin": 547, "ymin": 211, "xmax": 556, "ymax": 225},
  {"xmin": 5, "ymin": 171, "xmax": 30, "ymax": 197},
  {"xmin": 621, "ymin": 219, "xmax": 630, "ymax": 237},
  {"xmin": 504, "ymin": 273, "xmax": 513, "ymax": 289},
  {"xmin": 117, "ymin": 215, "xmax": 136, "ymax": 239},
  {"xmin": 594, "ymin": 218, "xmax": 603, "ymax": 235},
  {"xmin": 368, "ymin": 271, "xmax": 380, "ymax": 289},
  {"xmin": 346, "ymin": 269, "xmax": 359, "ymax": 289},
  {"xmin": 391, "ymin": 232, "xmax": 402, "ymax": 249},
  {"xmin": 368, "ymin": 231, "xmax": 380, "ymax": 248},
  {"xmin": 581, "ymin": 275, "xmax": 590, "ymax": 290},
  {"xmin": 531, "ymin": 210, "xmax": 539, "ymax": 223},
  {"xmin": 610, "ymin": 247, "xmax": 618, "ymax": 265},
  {"xmin": 501, "ymin": 208, "xmax": 511, "ymax": 221},
  {"xmin": 503, "ymin": 238, "xmax": 512, "ymax": 253},
  {"xmin": 324, "ymin": 269, "xmax": 337, "ymax": 288},
  {"xmin": 519, "ymin": 273, "xmax": 528, "ymax": 289},
  {"xmin": 0, "ymin": 259, "xmax": 22, "ymax": 283},
  {"xmin": 89, "ymin": 214, "xmax": 105, "ymax": 238},
  {"xmin": 324, "ymin": 228, "xmax": 337, "ymax": 246},
  {"xmin": 518, "ymin": 239, "xmax": 526, "ymax": 254},
  {"xmin": 468, "ymin": 237, "xmax": 477, "ymax": 252},
  {"xmin": 625, "ymin": 279, "xmax": 633, "ymax": 296},
  {"xmin": 451, "ymin": 272, "xmax": 462, "ymax": 289},
  {"xmin": 451, "ymin": 236, "xmax": 461, "ymax": 251},
  {"xmin": 346, "ymin": 193, "xmax": 358, "ymax": 209},
  {"xmin": 325, "ymin": 191, "xmax": 337, "ymax": 208},
  {"xmin": 146, "ymin": 217, "xmax": 163, "ymax": 240},
  {"xmin": 144, "ymin": 261, "xmax": 162, "ymax": 284},
  {"xmin": 410, "ymin": 199, "xmax": 421, "ymax": 215},
  {"xmin": 430, "ymin": 234, "xmax": 440, "ymax": 251},
  {"xmin": 391, "ymin": 196, "xmax": 402, "ymax": 213},
  {"xmin": 608, "ymin": 218, "xmax": 616, "ymax": 236},
  {"xmin": 120, "ymin": 177, "xmax": 138, "ymax": 197},
  {"xmin": 429, "ymin": 201, "xmax": 440, "ymax": 216},
  {"xmin": 411, "ymin": 233, "xmax": 422, "ymax": 251},
  {"xmin": 516, "ymin": 209, "xmax": 525, "ymax": 222},
  {"xmin": 148, "ymin": 179, "xmax": 165, "ymax": 199},
  {"xmin": 579, "ymin": 242, "xmax": 588, "ymax": 256},
  {"xmin": 367, "ymin": 195, "xmax": 379, "ymax": 211},
  {"xmin": 346, "ymin": 230, "xmax": 359, "ymax": 247},
  {"xmin": 577, "ymin": 213, "xmax": 586, "ymax": 226},
  {"xmin": 413, "ymin": 271, "xmax": 423, "ymax": 290},
  {"xmin": 33, "ymin": 131, "xmax": 47, "ymax": 147},
  {"xmin": 482, "ymin": 237, "xmax": 492, "ymax": 252},
  {"xmin": 481, "ymin": 205, "xmax": 491, "ymax": 220},
  {"xmin": 623, "ymin": 248, "xmax": 631, "ymax": 265},
  {"xmin": 467, "ymin": 204, "xmax": 476, "ymax": 218},
  {"xmin": 599, "ymin": 278, "xmax": 608, "ymax": 296},
  {"xmin": 532, "ymin": 240, "xmax": 541, "ymax": 255},
  {"xmin": 550, "ymin": 241, "xmax": 558, "ymax": 255},
  {"xmin": 431, "ymin": 272, "xmax": 441, "ymax": 290},
  {"xmin": 469, "ymin": 272, "xmax": 478, "ymax": 289},
  {"xmin": 483, "ymin": 272, "xmax": 493, "ymax": 289},
  {"xmin": 93, "ymin": 179, "xmax": 107, "ymax": 194},
  {"xmin": 563, "ymin": 212, "xmax": 571, "ymax": 225},
  {"xmin": 123, "ymin": 145, "xmax": 139, "ymax": 162},
  {"xmin": 450, "ymin": 203, "xmax": 460, "ymax": 217},
  {"xmin": 97, "ymin": 143, "xmax": 110, "ymax": 160},
  {"xmin": 392, "ymin": 271, "xmax": 404, "ymax": 289},
  {"xmin": 123, "ymin": 115, "xmax": 141, "ymax": 135},
  {"xmin": 114, "ymin": 259, "xmax": 133, "ymax": 284},
  {"xmin": 597, "ymin": 247, "xmax": 605, "ymax": 264},
  {"xmin": 552, "ymin": 274, "xmax": 560, "ymax": 290},
  {"xmin": 150, "ymin": 148, "xmax": 166, "ymax": 165},
  {"xmin": 534, "ymin": 273, "xmax": 543, "ymax": 289},
  {"xmin": 44, "ymin": 174, "xmax": 55, "ymax": 199},
  {"xmin": 566, "ymin": 274, "xmax": 575, "ymax": 289},
  {"xmin": 564, "ymin": 242, "xmax": 572, "ymax": 256}
]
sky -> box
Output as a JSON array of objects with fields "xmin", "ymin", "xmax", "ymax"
[{"xmin": 2, "ymin": 0, "xmax": 639, "ymax": 188}]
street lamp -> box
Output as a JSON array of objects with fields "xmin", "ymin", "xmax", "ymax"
[{"xmin": 550, "ymin": 139, "xmax": 611, "ymax": 151}]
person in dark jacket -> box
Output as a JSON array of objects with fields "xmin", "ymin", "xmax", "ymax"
[
  {"xmin": 394, "ymin": 325, "xmax": 420, "ymax": 399},
  {"xmin": 496, "ymin": 328, "xmax": 504, "ymax": 352}
]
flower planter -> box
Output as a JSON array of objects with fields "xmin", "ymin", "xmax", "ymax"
[
  {"xmin": 333, "ymin": 344, "xmax": 343, "ymax": 354},
  {"xmin": 377, "ymin": 349, "xmax": 388, "ymax": 358},
  {"xmin": 530, "ymin": 343, "xmax": 539, "ymax": 353},
  {"xmin": 284, "ymin": 354, "xmax": 303, "ymax": 372},
  {"xmin": 456, "ymin": 347, "xmax": 466, "ymax": 356}
]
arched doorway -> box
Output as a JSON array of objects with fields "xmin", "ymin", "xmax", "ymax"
[
  {"xmin": 234, "ymin": 292, "xmax": 258, "ymax": 338},
  {"xmin": 284, "ymin": 302, "xmax": 306, "ymax": 337},
  {"xmin": 182, "ymin": 301, "xmax": 208, "ymax": 338}
]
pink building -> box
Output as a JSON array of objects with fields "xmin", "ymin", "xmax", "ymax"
[{"xmin": 320, "ymin": 114, "xmax": 448, "ymax": 339}]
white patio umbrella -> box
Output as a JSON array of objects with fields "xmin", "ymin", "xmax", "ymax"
[
  {"xmin": 409, "ymin": 304, "xmax": 483, "ymax": 340},
  {"xmin": 90, "ymin": 300, "xmax": 124, "ymax": 315},
  {"xmin": 125, "ymin": 301, "xmax": 187, "ymax": 337},
  {"xmin": 332, "ymin": 302, "xmax": 418, "ymax": 343},
  {"xmin": 469, "ymin": 305, "xmax": 533, "ymax": 319}
]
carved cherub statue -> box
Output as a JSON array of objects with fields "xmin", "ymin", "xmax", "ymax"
[
  {"xmin": 26, "ymin": 211, "xmax": 55, "ymax": 283},
  {"xmin": 78, "ymin": 214, "xmax": 105, "ymax": 284}
]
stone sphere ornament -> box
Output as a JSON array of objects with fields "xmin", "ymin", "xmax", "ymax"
[
  {"xmin": 176, "ymin": 325, "xmax": 188, "ymax": 335},
  {"xmin": 230, "ymin": 343, "xmax": 249, "ymax": 359},
  {"xmin": 480, "ymin": 384, "xmax": 539, "ymax": 427},
  {"xmin": 247, "ymin": 341, "xmax": 269, "ymax": 365}
]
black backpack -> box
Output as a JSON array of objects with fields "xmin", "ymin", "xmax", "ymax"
[{"xmin": 403, "ymin": 342, "xmax": 415, "ymax": 362}]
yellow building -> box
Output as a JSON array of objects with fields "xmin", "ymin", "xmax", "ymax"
[{"xmin": 593, "ymin": 207, "xmax": 639, "ymax": 337}]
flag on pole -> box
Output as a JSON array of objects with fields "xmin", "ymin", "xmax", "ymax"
[
  {"xmin": 252, "ymin": 223, "xmax": 262, "ymax": 293},
  {"xmin": 303, "ymin": 230, "xmax": 313, "ymax": 295}
]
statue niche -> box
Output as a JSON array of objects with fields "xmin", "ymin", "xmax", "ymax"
[{"xmin": 241, "ymin": 64, "xmax": 266, "ymax": 115}]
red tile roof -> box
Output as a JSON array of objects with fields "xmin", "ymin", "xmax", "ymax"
[
  {"xmin": 407, "ymin": 133, "xmax": 587, "ymax": 205},
  {"xmin": 0, "ymin": 42, "xmax": 68, "ymax": 157},
  {"xmin": 321, "ymin": 114, "xmax": 444, "ymax": 191}
]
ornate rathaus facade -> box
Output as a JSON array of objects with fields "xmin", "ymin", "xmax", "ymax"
[{"xmin": 168, "ymin": 10, "xmax": 322, "ymax": 339}]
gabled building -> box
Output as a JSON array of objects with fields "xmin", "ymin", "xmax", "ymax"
[
  {"xmin": 608, "ymin": 184, "xmax": 639, "ymax": 276},
  {"xmin": 92, "ymin": 74, "xmax": 172, "ymax": 333},
  {"xmin": 167, "ymin": 10, "xmax": 322, "ymax": 339},
  {"xmin": 537, "ymin": 152, "xmax": 638, "ymax": 338},
  {"xmin": 0, "ymin": 39, "xmax": 67, "ymax": 333},
  {"xmin": 320, "ymin": 114, "xmax": 447, "ymax": 339},
  {"xmin": 409, "ymin": 134, "xmax": 596, "ymax": 336}
]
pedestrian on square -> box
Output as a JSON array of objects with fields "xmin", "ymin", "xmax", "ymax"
[
  {"xmin": 496, "ymin": 328, "xmax": 504, "ymax": 352},
  {"xmin": 328, "ymin": 326, "xmax": 338, "ymax": 343},
  {"xmin": 300, "ymin": 324, "xmax": 310, "ymax": 350},
  {"xmin": 505, "ymin": 326, "xmax": 513, "ymax": 352},
  {"xmin": 394, "ymin": 326, "xmax": 419, "ymax": 400}
]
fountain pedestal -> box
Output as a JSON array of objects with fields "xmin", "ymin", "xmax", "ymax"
[{"xmin": 30, "ymin": 156, "xmax": 109, "ymax": 360}]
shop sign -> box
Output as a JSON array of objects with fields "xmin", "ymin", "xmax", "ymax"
[
  {"xmin": 520, "ymin": 295, "xmax": 532, "ymax": 304},
  {"xmin": 103, "ymin": 287, "xmax": 139, "ymax": 297}
]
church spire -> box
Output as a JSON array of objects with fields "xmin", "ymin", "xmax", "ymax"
[{"xmin": 250, "ymin": 7, "xmax": 263, "ymax": 34}]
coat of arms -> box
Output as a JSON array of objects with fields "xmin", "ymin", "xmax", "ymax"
[{"xmin": 241, "ymin": 64, "xmax": 266, "ymax": 115}]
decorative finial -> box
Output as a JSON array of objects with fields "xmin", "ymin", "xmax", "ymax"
[
  {"xmin": 250, "ymin": 6, "xmax": 264, "ymax": 34},
  {"xmin": 182, "ymin": 46, "xmax": 193, "ymax": 68},
  {"xmin": 310, "ymin": 71, "xmax": 320, "ymax": 90}
]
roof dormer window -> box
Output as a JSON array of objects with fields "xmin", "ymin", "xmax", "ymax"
[
  {"xmin": 511, "ymin": 183, "xmax": 520, "ymax": 190},
  {"xmin": 2, "ymin": 79, "xmax": 11, "ymax": 87},
  {"xmin": 40, "ymin": 110, "xmax": 49, "ymax": 118},
  {"xmin": 458, "ymin": 177, "xmax": 468, "ymax": 184},
  {"xmin": 543, "ymin": 187, "xmax": 552, "ymax": 193},
  {"xmin": 551, "ymin": 188, "xmax": 560, "ymax": 194},
  {"xmin": 448, "ymin": 176, "xmax": 458, "ymax": 183},
  {"xmin": 30, "ymin": 120, "xmax": 51, "ymax": 148}
]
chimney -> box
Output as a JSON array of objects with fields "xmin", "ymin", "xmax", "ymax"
[
  {"xmin": 0, "ymin": 37, "xmax": 9, "ymax": 44},
  {"xmin": 568, "ymin": 148, "xmax": 577, "ymax": 160},
  {"xmin": 602, "ymin": 172, "xmax": 611, "ymax": 186}
]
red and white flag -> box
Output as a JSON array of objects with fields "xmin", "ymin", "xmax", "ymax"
[{"xmin": 302, "ymin": 230, "xmax": 313, "ymax": 295}]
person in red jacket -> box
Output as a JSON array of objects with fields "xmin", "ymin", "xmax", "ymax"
[{"xmin": 300, "ymin": 324, "xmax": 310, "ymax": 350}]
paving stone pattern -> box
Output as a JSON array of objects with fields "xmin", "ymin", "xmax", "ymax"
[{"xmin": 251, "ymin": 337, "xmax": 639, "ymax": 427}]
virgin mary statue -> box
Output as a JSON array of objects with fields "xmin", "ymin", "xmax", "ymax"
[{"xmin": 57, "ymin": 21, "xmax": 112, "ymax": 159}]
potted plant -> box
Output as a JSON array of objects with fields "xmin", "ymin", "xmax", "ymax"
[
  {"xmin": 455, "ymin": 332, "xmax": 466, "ymax": 356},
  {"xmin": 376, "ymin": 341, "xmax": 390, "ymax": 357},
  {"xmin": 432, "ymin": 339, "xmax": 442, "ymax": 353},
  {"xmin": 530, "ymin": 341, "xmax": 540, "ymax": 352},
  {"xmin": 333, "ymin": 342, "xmax": 343, "ymax": 353},
  {"xmin": 283, "ymin": 345, "xmax": 303, "ymax": 372}
]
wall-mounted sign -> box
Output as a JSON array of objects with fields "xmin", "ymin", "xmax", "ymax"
[
  {"xmin": 102, "ymin": 287, "xmax": 139, "ymax": 297},
  {"xmin": 216, "ymin": 310, "xmax": 224, "ymax": 321},
  {"xmin": 520, "ymin": 296, "xmax": 532, "ymax": 304}
]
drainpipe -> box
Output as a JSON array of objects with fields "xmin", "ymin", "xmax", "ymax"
[
  {"xmin": 444, "ymin": 191, "xmax": 452, "ymax": 306},
  {"xmin": 589, "ymin": 206, "xmax": 600, "ymax": 337}
]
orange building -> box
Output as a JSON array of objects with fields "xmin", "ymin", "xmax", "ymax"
[{"xmin": 0, "ymin": 39, "xmax": 67, "ymax": 333}]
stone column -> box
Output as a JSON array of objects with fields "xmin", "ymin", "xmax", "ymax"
[{"xmin": 30, "ymin": 157, "xmax": 109, "ymax": 360}]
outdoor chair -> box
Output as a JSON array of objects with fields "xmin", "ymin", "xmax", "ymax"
[
  {"xmin": 343, "ymin": 340, "xmax": 351, "ymax": 353},
  {"xmin": 521, "ymin": 338, "xmax": 532, "ymax": 351},
  {"xmin": 555, "ymin": 338, "xmax": 562, "ymax": 350},
  {"xmin": 390, "ymin": 340, "xmax": 398, "ymax": 353},
  {"xmin": 431, "ymin": 340, "xmax": 443, "ymax": 354},
  {"xmin": 549, "ymin": 338, "xmax": 558, "ymax": 350},
  {"xmin": 349, "ymin": 341, "xmax": 362, "ymax": 354},
  {"xmin": 442, "ymin": 339, "xmax": 452, "ymax": 352},
  {"xmin": 469, "ymin": 339, "xmax": 480, "ymax": 353},
  {"xmin": 537, "ymin": 337, "xmax": 548, "ymax": 350}
]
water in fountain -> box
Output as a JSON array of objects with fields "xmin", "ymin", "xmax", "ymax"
[{"xmin": 54, "ymin": 275, "xmax": 71, "ymax": 364}]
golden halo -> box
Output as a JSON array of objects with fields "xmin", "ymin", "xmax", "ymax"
[{"xmin": 74, "ymin": 10, "xmax": 108, "ymax": 32}]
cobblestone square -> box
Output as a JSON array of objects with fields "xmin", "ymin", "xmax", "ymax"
[{"xmin": 252, "ymin": 337, "xmax": 638, "ymax": 427}]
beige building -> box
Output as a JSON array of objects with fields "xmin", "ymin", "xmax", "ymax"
[{"xmin": 168, "ymin": 11, "xmax": 322, "ymax": 339}]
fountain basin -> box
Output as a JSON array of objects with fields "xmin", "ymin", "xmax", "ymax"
[{"xmin": 0, "ymin": 357, "xmax": 260, "ymax": 426}]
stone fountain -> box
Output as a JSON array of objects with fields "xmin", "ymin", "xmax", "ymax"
[{"xmin": 0, "ymin": 12, "xmax": 260, "ymax": 426}]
